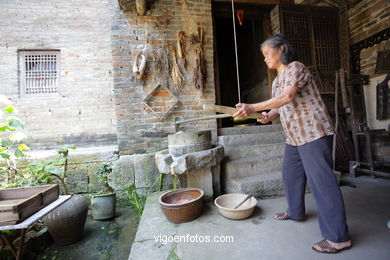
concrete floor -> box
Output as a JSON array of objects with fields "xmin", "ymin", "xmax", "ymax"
[
  {"xmin": 129, "ymin": 176, "xmax": 390, "ymax": 260},
  {"xmin": 37, "ymin": 207, "xmax": 138, "ymax": 260}
]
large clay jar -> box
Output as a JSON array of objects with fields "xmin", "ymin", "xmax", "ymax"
[{"xmin": 43, "ymin": 194, "xmax": 88, "ymax": 246}]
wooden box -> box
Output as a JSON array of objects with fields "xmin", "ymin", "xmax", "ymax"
[{"xmin": 0, "ymin": 184, "xmax": 59, "ymax": 226}]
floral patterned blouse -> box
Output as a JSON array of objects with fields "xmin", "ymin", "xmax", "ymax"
[{"xmin": 272, "ymin": 61, "xmax": 334, "ymax": 146}]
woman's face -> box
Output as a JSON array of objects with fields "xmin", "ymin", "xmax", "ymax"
[{"xmin": 261, "ymin": 45, "xmax": 283, "ymax": 69}]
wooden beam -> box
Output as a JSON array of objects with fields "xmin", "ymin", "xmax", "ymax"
[
  {"xmin": 203, "ymin": 105, "xmax": 266, "ymax": 119},
  {"xmin": 212, "ymin": 0, "xmax": 293, "ymax": 4}
]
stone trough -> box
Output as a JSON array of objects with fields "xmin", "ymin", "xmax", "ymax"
[{"xmin": 155, "ymin": 130, "xmax": 224, "ymax": 201}]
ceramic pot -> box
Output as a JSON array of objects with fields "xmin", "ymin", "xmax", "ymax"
[
  {"xmin": 43, "ymin": 194, "xmax": 88, "ymax": 246},
  {"xmin": 91, "ymin": 192, "xmax": 116, "ymax": 220},
  {"xmin": 159, "ymin": 188, "xmax": 204, "ymax": 224}
]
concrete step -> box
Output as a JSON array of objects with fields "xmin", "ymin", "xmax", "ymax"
[
  {"xmin": 224, "ymin": 142, "xmax": 285, "ymax": 160},
  {"xmin": 218, "ymin": 124, "xmax": 283, "ymax": 136},
  {"xmin": 222, "ymin": 156, "xmax": 283, "ymax": 179},
  {"xmin": 225, "ymin": 172, "xmax": 285, "ymax": 198},
  {"xmin": 218, "ymin": 131, "xmax": 285, "ymax": 147}
]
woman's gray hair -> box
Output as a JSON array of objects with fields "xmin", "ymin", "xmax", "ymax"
[{"xmin": 261, "ymin": 34, "xmax": 295, "ymax": 64}]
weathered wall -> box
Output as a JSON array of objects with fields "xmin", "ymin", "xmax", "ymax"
[
  {"xmin": 111, "ymin": 0, "xmax": 217, "ymax": 155},
  {"xmin": 348, "ymin": 0, "xmax": 390, "ymax": 162},
  {"xmin": 0, "ymin": 0, "xmax": 117, "ymax": 149},
  {"xmin": 348, "ymin": 0, "xmax": 390, "ymax": 77},
  {"xmin": 348, "ymin": 0, "xmax": 390, "ymax": 130},
  {"xmin": 348, "ymin": 0, "xmax": 389, "ymax": 45}
]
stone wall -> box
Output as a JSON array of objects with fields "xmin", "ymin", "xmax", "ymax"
[
  {"xmin": 0, "ymin": 0, "xmax": 117, "ymax": 149},
  {"xmin": 111, "ymin": 0, "xmax": 217, "ymax": 155}
]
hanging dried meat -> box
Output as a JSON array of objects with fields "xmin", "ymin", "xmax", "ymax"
[
  {"xmin": 193, "ymin": 47, "xmax": 206, "ymax": 91},
  {"xmin": 191, "ymin": 27, "xmax": 206, "ymax": 91},
  {"xmin": 133, "ymin": 52, "xmax": 147, "ymax": 80},
  {"xmin": 177, "ymin": 31, "xmax": 187, "ymax": 68}
]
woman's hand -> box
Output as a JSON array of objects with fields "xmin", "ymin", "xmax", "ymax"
[
  {"xmin": 233, "ymin": 103, "xmax": 254, "ymax": 118},
  {"xmin": 257, "ymin": 109, "xmax": 279, "ymax": 124},
  {"xmin": 257, "ymin": 112, "xmax": 270, "ymax": 124}
]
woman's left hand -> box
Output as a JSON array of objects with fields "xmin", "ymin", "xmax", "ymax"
[{"xmin": 233, "ymin": 103, "xmax": 254, "ymax": 118}]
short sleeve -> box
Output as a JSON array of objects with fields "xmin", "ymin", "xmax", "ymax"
[
  {"xmin": 285, "ymin": 61, "xmax": 309, "ymax": 89},
  {"xmin": 271, "ymin": 77, "xmax": 278, "ymax": 98}
]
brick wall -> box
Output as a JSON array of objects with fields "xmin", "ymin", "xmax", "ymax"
[
  {"xmin": 111, "ymin": 0, "xmax": 217, "ymax": 155},
  {"xmin": 348, "ymin": 0, "xmax": 389, "ymax": 76},
  {"xmin": 348, "ymin": 0, "xmax": 389, "ymax": 45},
  {"xmin": 0, "ymin": 0, "xmax": 117, "ymax": 149}
]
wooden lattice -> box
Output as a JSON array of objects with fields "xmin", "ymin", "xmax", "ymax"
[
  {"xmin": 19, "ymin": 50, "xmax": 60, "ymax": 96},
  {"xmin": 141, "ymin": 84, "xmax": 178, "ymax": 121},
  {"xmin": 313, "ymin": 15, "xmax": 339, "ymax": 73},
  {"xmin": 283, "ymin": 12, "xmax": 312, "ymax": 66},
  {"xmin": 282, "ymin": 6, "xmax": 340, "ymax": 72}
]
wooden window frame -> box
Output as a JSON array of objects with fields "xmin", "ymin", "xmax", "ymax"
[{"xmin": 19, "ymin": 50, "xmax": 61, "ymax": 97}]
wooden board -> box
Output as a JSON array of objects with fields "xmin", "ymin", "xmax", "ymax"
[
  {"xmin": 0, "ymin": 184, "xmax": 59, "ymax": 226},
  {"xmin": 203, "ymin": 105, "xmax": 266, "ymax": 119}
]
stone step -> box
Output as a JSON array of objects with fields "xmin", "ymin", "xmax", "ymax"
[
  {"xmin": 224, "ymin": 142, "xmax": 285, "ymax": 161},
  {"xmin": 225, "ymin": 172, "xmax": 285, "ymax": 198},
  {"xmin": 218, "ymin": 124, "xmax": 283, "ymax": 136},
  {"xmin": 218, "ymin": 131, "xmax": 285, "ymax": 147},
  {"xmin": 222, "ymin": 156, "xmax": 283, "ymax": 179}
]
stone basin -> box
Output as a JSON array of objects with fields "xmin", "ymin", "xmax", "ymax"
[{"xmin": 155, "ymin": 145, "xmax": 224, "ymax": 201}]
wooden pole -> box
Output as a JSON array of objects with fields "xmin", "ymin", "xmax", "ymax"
[
  {"xmin": 333, "ymin": 70, "xmax": 340, "ymax": 171},
  {"xmin": 175, "ymin": 114, "xmax": 232, "ymax": 125}
]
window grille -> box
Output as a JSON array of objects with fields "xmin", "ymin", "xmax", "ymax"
[
  {"xmin": 281, "ymin": 6, "xmax": 340, "ymax": 74},
  {"xmin": 283, "ymin": 12, "xmax": 312, "ymax": 66},
  {"xmin": 19, "ymin": 50, "xmax": 60, "ymax": 96}
]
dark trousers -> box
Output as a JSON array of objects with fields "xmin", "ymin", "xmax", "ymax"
[{"xmin": 282, "ymin": 135, "xmax": 350, "ymax": 243}]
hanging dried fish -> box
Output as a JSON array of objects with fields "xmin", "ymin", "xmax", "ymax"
[
  {"xmin": 170, "ymin": 46, "xmax": 185, "ymax": 92},
  {"xmin": 177, "ymin": 31, "xmax": 187, "ymax": 68},
  {"xmin": 133, "ymin": 52, "xmax": 147, "ymax": 80}
]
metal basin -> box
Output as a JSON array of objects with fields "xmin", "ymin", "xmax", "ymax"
[{"xmin": 159, "ymin": 188, "xmax": 204, "ymax": 224}]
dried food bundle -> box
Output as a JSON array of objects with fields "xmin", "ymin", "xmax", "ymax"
[
  {"xmin": 177, "ymin": 31, "xmax": 187, "ymax": 68},
  {"xmin": 170, "ymin": 46, "xmax": 185, "ymax": 92},
  {"xmin": 193, "ymin": 47, "xmax": 206, "ymax": 91},
  {"xmin": 133, "ymin": 52, "xmax": 147, "ymax": 80},
  {"xmin": 191, "ymin": 27, "xmax": 206, "ymax": 91}
]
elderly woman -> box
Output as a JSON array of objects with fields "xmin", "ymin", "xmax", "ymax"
[{"xmin": 233, "ymin": 34, "xmax": 351, "ymax": 253}]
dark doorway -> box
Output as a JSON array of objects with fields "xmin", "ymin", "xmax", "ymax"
[{"xmin": 213, "ymin": 3, "xmax": 273, "ymax": 128}]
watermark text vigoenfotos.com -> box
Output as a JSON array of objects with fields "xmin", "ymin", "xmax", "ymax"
[{"xmin": 154, "ymin": 234, "xmax": 234, "ymax": 244}]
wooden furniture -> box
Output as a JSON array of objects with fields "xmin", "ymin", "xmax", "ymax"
[
  {"xmin": 351, "ymin": 130, "xmax": 390, "ymax": 178},
  {"xmin": 0, "ymin": 195, "xmax": 71, "ymax": 260},
  {"xmin": 0, "ymin": 185, "xmax": 59, "ymax": 226}
]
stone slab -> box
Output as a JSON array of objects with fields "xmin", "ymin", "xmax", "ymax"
[{"xmin": 129, "ymin": 179, "xmax": 390, "ymax": 260}]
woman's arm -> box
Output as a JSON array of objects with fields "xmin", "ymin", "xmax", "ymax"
[{"xmin": 233, "ymin": 84, "xmax": 299, "ymax": 118}]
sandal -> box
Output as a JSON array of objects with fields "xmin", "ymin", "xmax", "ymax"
[
  {"xmin": 312, "ymin": 239, "xmax": 352, "ymax": 254},
  {"xmin": 274, "ymin": 212, "xmax": 290, "ymax": 220}
]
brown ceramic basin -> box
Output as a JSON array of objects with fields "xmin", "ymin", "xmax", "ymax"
[{"xmin": 159, "ymin": 188, "xmax": 204, "ymax": 224}]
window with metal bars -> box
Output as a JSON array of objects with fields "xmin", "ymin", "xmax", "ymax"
[{"xmin": 19, "ymin": 50, "xmax": 60, "ymax": 96}]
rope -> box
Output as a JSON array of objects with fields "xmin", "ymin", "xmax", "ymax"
[{"xmin": 231, "ymin": 0, "xmax": 241, "ymax": 103}]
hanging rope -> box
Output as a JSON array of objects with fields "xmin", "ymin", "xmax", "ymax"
[{"xmin": 231, "ymin": 0, "xmax": 241, "ymax": 103}]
